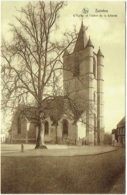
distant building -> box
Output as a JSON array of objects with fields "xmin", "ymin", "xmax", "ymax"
[
  {"xmin": 0, "ymin": 133, "xmax": 6, "ymax": 143},
  {"xmin": 112, "ymin": 117, "xmax": 125, "ymax": 146}
]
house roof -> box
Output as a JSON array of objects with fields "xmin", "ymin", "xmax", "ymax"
[
  {"xmin": 117, "ymin": 116, "xmax": 125, "ymax": 128},
  {"xmin": 112, "ymin": 129, "xmax": 117, "ymax": 134}
]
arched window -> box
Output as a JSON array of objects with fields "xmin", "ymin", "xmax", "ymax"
[
  {"xmin": 44, "ymin": 121, "xmax": 49, "ymax": 135},
  {"xmin": 63, "ymin": 119, "xmax": 68, "ymax": 136},
  {"xmin": 17, "ymin": 117, "xmax": 21, "ymax": 134}
]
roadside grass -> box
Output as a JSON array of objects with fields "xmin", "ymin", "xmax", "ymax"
[{"xmin": 1, "ymin": 148, "xmax": 125, "ymax": 194}]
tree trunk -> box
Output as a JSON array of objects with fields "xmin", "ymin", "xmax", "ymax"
[
  {"xmin": 35, "ymin": 120, "xmax": 47, "ymax": 149},
  {"xmin": 56, "ymin": 124, "xmax": 58, "ymax": 144}
]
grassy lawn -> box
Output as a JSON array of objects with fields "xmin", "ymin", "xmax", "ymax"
[{"xmin": 1, "ymin": 148, "xmax": 125, "ymax": 194}]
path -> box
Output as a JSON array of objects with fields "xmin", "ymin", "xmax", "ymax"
[{"xmin": 1, "ymin": 144, "xmax": 118, "ymax": 156}]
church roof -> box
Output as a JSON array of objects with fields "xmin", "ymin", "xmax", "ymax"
[
  {"xmin": 86, "ymin": 37, "xmax": 94, "ymax": 48},
  {"xmin": 43, "ymin": 96, "xmax": 65, "ymax": 122},
  {"xmin": 74, "ymin": 22, "xmax": 88, "ymax": 52},
  {"xmin": 12, "ymin": 95, "xmax": 85, "ymax": 125},
  {"xmin": 97, "ymin": 48, "xmax": 104, "ymax": 57},
  {"xmin": 13, "ymin": 104, "xmax": 39, "ymax": 123},
  {"xmin": 63, "ymin": 49, "xmax": 69, "ymax": 57},
  {"xmin": 12, "ymin": 96, "xmax": 65, "ymax": 124}
]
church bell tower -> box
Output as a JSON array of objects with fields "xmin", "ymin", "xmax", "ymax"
[{"xmin": 63, "ymin": 22, "xmax": 104, "ymax": 145}]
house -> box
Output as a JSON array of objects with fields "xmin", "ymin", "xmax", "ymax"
[
  {"xmin": 0, "ymin": 133, "xmax": 6, "ymax": 143},
  {"xmin": 9, "ymin": 22, "xmax": 105, "ymax": 145},
  {"xmin": 112, "ymin": 117, "xmax": 125, "ymax": 146}
]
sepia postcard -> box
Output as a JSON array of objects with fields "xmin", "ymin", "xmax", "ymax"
[{"xmin": 1, "ymin": 1, "xmax": 126, "ymax": 194}]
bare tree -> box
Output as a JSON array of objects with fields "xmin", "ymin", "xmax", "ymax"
[{"xmin": 1, "ymin": 1, "xmax": 77, "ymax": 148}]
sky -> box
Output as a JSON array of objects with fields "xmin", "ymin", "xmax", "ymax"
[{"xmin": 1, "ymin": 1, "xmax": 125, "ymax": 135}]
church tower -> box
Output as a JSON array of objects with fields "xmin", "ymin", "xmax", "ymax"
[
  {"xmin": 63, "ymin": 22, "xmax": 104, "ymax": 145},
  {"xmin": 97, "ymin": 48, "xmax": 105, "ymax": 144}
]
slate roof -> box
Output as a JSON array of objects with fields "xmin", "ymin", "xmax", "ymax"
[
  {"xmin": 97, "ymin": 48, "xmax": 104, "ymax": 57},
  {"xmin": 13, "ymin": 96, "xmax": 65, "ymax": 123},
  {"xmin": 86, "ymin": 37, "xmax": 94, "ymax": 48},
  {"xmin": 11, "ymin": 94, "xmax": 85, "ymax": 126},
  {"xmin": 74, "ymin": 22, "xmax": 88, "ymax": 52},
  {"xmin": 117, "ymin": 116, "xmax": 125, "ymax": 128}
]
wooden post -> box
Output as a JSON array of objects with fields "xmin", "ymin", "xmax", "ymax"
[{"xmin": 21, "ymin": 144, "xmax": 24, "ymax": 152}]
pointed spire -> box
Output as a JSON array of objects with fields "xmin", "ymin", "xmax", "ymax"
[
  {"xmin": 86, "ymin": 36, "xmax": 94, "ymax": 48},
  {"xmin": 74, "ymin": 22, "xmax": 88, "ymax": 52},
  {"xmin": 63, "ymin": 49, "xmax": 69, "ymax": 57},
  {"xmin": 97, "ymin": 47, "xmax": 104, "ymax": 57}
]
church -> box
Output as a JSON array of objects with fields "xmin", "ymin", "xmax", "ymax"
[{"xmin": 9, "ymin": 23, "xmax": 105, "ymax": 145}]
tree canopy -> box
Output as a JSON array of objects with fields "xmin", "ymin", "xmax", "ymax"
[{"xmin": 1, "ymin": 1, "xmax": 77, "ymax": 148}]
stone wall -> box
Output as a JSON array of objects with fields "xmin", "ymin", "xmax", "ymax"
[{"xmin": 11, "ymin": 113, "xmax": 37, "ymax": 143}]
